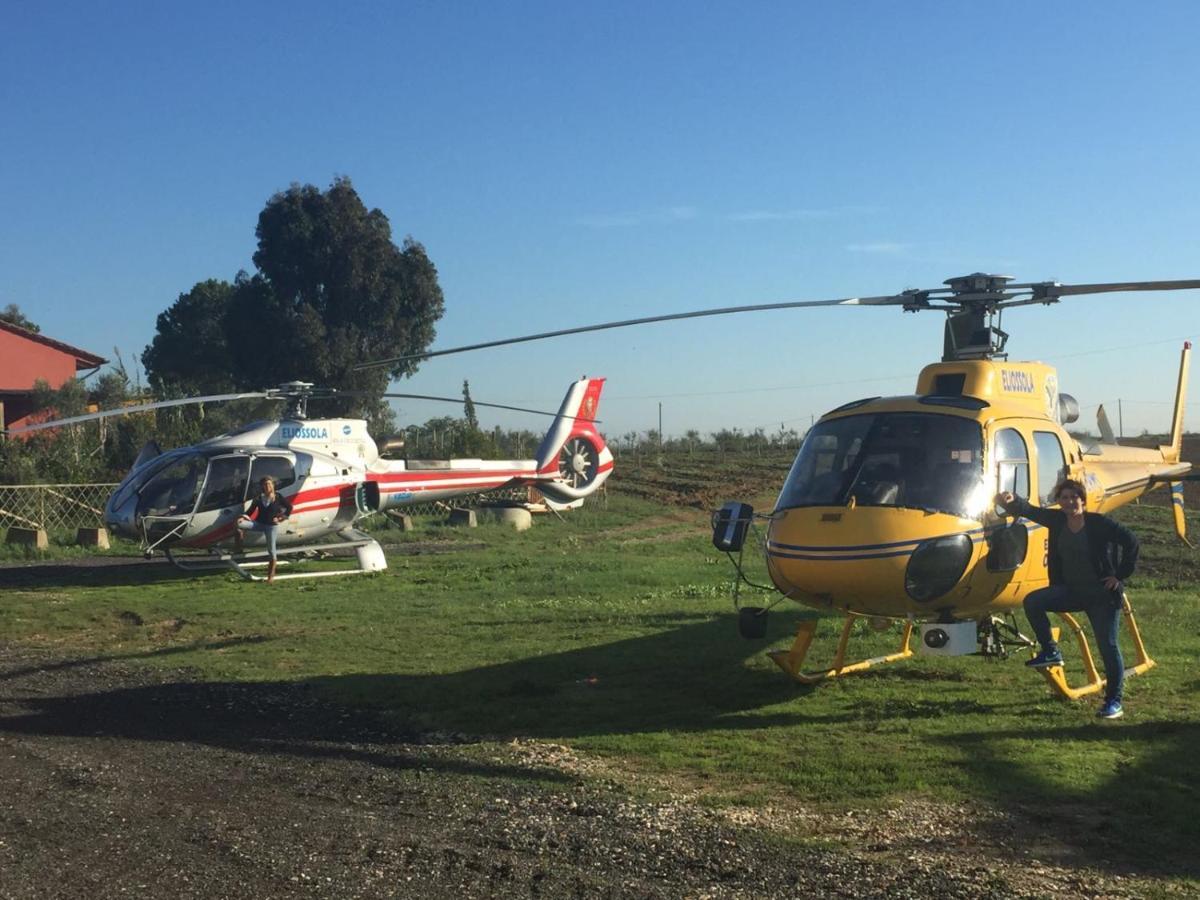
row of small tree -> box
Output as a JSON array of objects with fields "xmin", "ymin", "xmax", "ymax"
[{"xmin": 610, "ymin": 425, "xmax": 805, "ymax": 456}]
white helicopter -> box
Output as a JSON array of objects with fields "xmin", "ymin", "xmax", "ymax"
[{"xmin": 8, "ymin": 378, "xmax": 612, "ymax": 580}]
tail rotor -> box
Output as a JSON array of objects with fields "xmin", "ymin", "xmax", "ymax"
[{"xmin": 559, "ymin": 436, "xmax": 600, "ymax": 490}]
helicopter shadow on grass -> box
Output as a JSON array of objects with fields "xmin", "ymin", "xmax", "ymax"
[
  {"xmin": 0, "ymin": 642, "xmax": 578, "ymax": 786},
  {"xmin": 0, "ymin": 635, "xmax": 272, "ymax": 682},
  {"xmin": 935, "ymin": 721, "xmax": 1200, "ymax": 878},
  {"xmin": 0, "ymin": 558, "xmax": 198, "ymax": 589},
  {"xmin": 0, "ymin": 612, "xmax": 817, "ymax": 784},
  {"xmin": 315, "ymin": 610, "xmax": 870, "ymax": 739}
]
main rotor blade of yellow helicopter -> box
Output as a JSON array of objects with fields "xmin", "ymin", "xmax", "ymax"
[
  {"xmin": 4, "ymin": 391, "xmax": 273, "ymax": 436},
  {"xmin": 1021, "ymin": 279, "xmax": 1200, "ymax": 298},
  {"xmin": 353, "ymin": 293, "xmax": 910, "ymax": 370}
]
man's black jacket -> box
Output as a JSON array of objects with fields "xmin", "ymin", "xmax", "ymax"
[{"xmin": 1003, "ymin": 496, "xmax": 1138, "ymax": 588}]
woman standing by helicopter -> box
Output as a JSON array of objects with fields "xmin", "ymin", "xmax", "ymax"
[
  {"xmin": 994, "ymin": 479, "xmax": 1139, "ymax": 720},
  {"xmin": 236, "ymin": 476, "xmax": 293, "ymax": 583}
]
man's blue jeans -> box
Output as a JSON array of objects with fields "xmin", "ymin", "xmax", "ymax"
[{"xmin": 1024, "ymin": 584, "xmax": 1124, "ymax": 703}]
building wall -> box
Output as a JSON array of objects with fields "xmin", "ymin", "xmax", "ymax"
[
  {"xmin": 0, "ymin": 331, "xmax": 90, "ymax": 433},
  {"xmin": 0, "ymin": 329, "xmax": 80, "ymax": 392}
]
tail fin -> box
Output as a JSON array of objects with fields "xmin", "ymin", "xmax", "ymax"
[
  {"xmin": 1165, "ymin": 344, "xmax": 1193, "ymax": 546},
  {"xmin": 1170, "ymin": 482, "xmax": 1192, "ymax": 547},
  {"xmin": 533, "ymin": 377, "xmax": 613, "ymax": 503},
  {"xmin": 1097, "ymin": 404, "xmax": 1116, "ymax": 444},
  {"xmin": 1162, "ymin": 341, "xmax": 1191, "ymax": 463}
]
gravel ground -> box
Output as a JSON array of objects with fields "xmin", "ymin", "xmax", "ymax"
[{"xmin": 0, "ymin": 645, "xmax": 1156, "ymax": 899}]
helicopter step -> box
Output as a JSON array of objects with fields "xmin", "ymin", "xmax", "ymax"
[
  {"xmin": 165, "ymin": 537, "xmax": 387, "ymax": 581},
  {"xmin": 1033, "ymin": 594, "xmax": 1155, "ymax": 701}
]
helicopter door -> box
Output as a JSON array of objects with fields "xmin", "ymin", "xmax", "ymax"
[{"xmin": 192, "ymin": 455, "xmax": 252, "ymax": 535}]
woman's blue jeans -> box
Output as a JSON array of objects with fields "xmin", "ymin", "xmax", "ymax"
[
  {"xmin": 1024, "ymin": 584, "xmax": 1124, "ymax": 703},
  {"xmin": 236, "ymin": 519, "xmax": 279, "ymax": 560}
]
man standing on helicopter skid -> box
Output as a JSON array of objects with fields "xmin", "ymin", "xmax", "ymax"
[
  {"xmin": 994, "ymin": 479, "xmax": 1139, "ymax": 720},
  {"xmin": 235, "ymin": 476, "xmax": 293, "ymax": 583}
]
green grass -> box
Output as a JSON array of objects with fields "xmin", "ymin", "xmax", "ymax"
[
  {"xmin": 0, "ymin": 527, "xmax": 144, "ymax": 561},
  {"xmin": 2, "ymin": 496, "xmax": 1198, "ymax": 888}
]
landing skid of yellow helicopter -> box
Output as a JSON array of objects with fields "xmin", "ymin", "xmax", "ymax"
[
  {"xmin": 767, "ymin": 597, "xmax": 1155, "ymax": 700},
  {"xmin": 1035, "ymin": 598, "xmax": 1155, "ymax": 700},
  {"xmin": 767, "ymin": 615, "xmax": 915, "ymax": 684}
]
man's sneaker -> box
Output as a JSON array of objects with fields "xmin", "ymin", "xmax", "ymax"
[
  {"xmin": 1025, "ymin": 649, "xmax": 1064, "ymax": 669},
  {"xmin": 1096, "ymin": 700, "xmax": 1124, "ymax": 720}
]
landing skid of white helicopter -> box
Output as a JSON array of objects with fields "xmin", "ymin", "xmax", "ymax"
[{"xmin": 164, "ymin": 538, "xmax": 388, "ymax": 581}]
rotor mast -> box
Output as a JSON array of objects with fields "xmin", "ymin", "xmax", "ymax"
[{"xmin": 937, "ymin": 273, "xmax": 1019, "ymax": 362}]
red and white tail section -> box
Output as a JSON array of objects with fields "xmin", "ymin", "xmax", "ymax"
[
  {"xmin": 364, "ymin": 377, "xmax": 612, "ymax": 510},
  {"xmin": 532, "ymin": 377, "xmax": 613, "ymax": 503}
]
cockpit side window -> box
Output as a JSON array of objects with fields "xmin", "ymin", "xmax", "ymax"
[
  {"xmin": 249, "ymin": 455, "xmax": 297, "ymax": 492},
  {"xmin": 1033, "ymin": 431, "xmax": 1067, "ymax": 505},
  {"xmin": 994, "ymin": 428, "xmax": 1030, "ymax": 500},
  {"xmin": 196, "ymin": 456, "xmax": 251, "ymax": 512}
]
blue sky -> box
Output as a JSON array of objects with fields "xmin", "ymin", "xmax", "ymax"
[{"xmin": 3, "ymin": 1, "xmax": 1198, "ymax": 440}]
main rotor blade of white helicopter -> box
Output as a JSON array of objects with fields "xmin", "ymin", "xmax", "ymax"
[
  {"xmin": 353, "ymin": 293, "xmax": 909, "ymax": 370},
  {"xmin": 5, "ymin": 391, "xmax": 273, "ymax": 436},
  {"xmin": 375, "ymin": 392, "xmax": 597, "ymax": 421}
]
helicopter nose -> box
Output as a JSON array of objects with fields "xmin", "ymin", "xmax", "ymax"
[
  {"xmin": 103, "ymin": 493, "xmax": 138, "ymax": 538},
  {"xmin": 765, "ymin": 508, "xmax": 980, "ymax": 617}
]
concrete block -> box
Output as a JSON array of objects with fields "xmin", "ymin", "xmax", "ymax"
[
  {"xmin": 447, "ymin": 508, "xmax": 477, "ymax": 528},
  {"xmin": 483, "ymin": 506, "xmax": 533, "ymax": 531},
  {"xmin": 76, "ymin": 527, "xmax": 111, "ymax": 549},
  {"xmin": 6, "ymin": 527, "xmax": 48, "ymax": 549},
  {"xmin": 386, "ymin": 511, "xmax": 415, "ymax": 531}
]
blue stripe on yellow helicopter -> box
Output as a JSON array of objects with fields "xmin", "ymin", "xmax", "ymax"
[{"xmin": 765, "ymin": 523, "xmax": 1045, "ymax": 561}]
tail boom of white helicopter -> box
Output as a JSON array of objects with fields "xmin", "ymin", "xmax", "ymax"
[{"xmin": 365, "ymin": 376, "xmax": 612, "ymax": 509}]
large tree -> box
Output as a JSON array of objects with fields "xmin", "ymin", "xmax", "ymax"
[
  {"xmin": 144, "ymin": 177, "xmax": 444, "ymax": 419},
  {"xmin": 142, "ymin": 279, "xmax": 237, "ymax": 395}
]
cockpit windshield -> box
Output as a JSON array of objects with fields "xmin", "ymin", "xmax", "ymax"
[
  {"xmin": 776, "ymin": 412, "xmax": 986, "ymax": 519},
  {"xmin": 135, "ymin": 453, "xmax": 207, "ymax": 518}
]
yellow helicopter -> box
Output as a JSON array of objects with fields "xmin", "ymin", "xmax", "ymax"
[{"xmin": 358, "ymin": 273, "xmax": 1198, "ymax": 700}]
